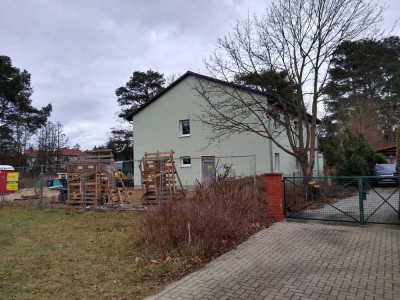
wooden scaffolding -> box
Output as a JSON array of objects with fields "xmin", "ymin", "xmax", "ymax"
[
  {"xmin": 66, "ymin": 149, "xmax": 133, "ymax": 206},
  {"xmin": 139, "ymin": 150, "xmax": 185, "ymax": 204}
]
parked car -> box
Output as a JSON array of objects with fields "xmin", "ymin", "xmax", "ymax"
[{"xmin": 373, "ymin": 163, "xmax": 399, "ymax": 186}]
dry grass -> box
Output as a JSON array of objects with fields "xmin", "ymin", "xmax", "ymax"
[
  {"xmin": 0, "ymin": 204, "xmax": 190, "ymax": 299},
  {"xmin": 0, "ymin": 175, "xmax": 270, "ymax": 299}
]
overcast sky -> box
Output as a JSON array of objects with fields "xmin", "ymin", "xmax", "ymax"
[{"xmin": 1, "ymin": 0, "xmax": 399, "ymax": 151}]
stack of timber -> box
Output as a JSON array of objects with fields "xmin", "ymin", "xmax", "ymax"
[
  {"xmin": 67, "ymin": 162, "xmax": 101, "ymax": 206},
  {"xmin": 139, "ymin": 150, "xmax": 185, "ymax": 205},
  {"xmin": 66, "ymin": 149, "xmax": 132, "ymax": 206},
  {"xmin": 84, "ymin": 149, "xmax": 114, "ymax": 161},
  {"xmin": 20, "ymin": 193, "xmax": 39, "ymax": 200}
]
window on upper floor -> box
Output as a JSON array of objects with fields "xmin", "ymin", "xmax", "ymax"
[{"xmin": 179, "ymin": 119, "xmax": 190, "ymax": 136}]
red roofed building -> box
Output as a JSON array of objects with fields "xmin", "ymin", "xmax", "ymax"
[
  {"xmin": 375, "ymin": 145, "xmax": 396, "ymax": 163},
  {"xmin": 26, "ymin": 148, "xmax": 86, "ymax": 167}
]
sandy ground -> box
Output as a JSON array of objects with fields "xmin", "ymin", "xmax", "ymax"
[
  {"xmin": 1, "ymin": 187, "xmax": 145, "ymax": 206},
  {"xmin": 1, "ymin": 187, "xmax": 59, "ymax": 201},
  {"xmin": 0, "ymin": 187, "xmax": 193, "ymax": 208}
]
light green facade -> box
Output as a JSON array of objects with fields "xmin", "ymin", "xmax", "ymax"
[{"xmin": 132, "ymin": 74, "xmax": 322, "ymax": 186}]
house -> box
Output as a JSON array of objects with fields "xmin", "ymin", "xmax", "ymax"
[
  {"xmin": 26, "ymin": 148, "xmax": 86, "ymax": 167},
  {"xmin": 127, "ymin": 71, "xmax": 324, "ymax": 186},
  {"xmin": 375, "ymin": 145, "xmax": 396, "ymax": 163}
]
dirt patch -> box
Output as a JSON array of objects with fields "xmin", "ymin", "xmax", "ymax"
[
  {"xmin": 2, "ymin": 187, "xmax": 148, "ymax": 209},
  {"xmin": 2, "ymin": 187, "xmax": 59, "ymax": 201}
]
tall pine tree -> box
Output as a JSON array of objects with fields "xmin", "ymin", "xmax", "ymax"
[
  {"xmin": 323, "ymin": 37, "xmax": 400, "ymax": 147},
  {"xmin": 108, "ymin": 70, "xmax": 166, "ymax": 160},
  {"xmin": 0, "ymin": 55, "xmax": 52, "ymax": 165}
]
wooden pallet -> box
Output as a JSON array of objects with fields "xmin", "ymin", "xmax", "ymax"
[
  {"xmin": 139, "ymin": 150, "xmax": 185, "ymax": 204},
  {"xmin": 66, "ymin": 150, "xmax": 132, "ymax": 206},
  {"xmin": 20, "ymin": 194, "xmax": 39, "ymax": 200},
  {"xmin": 66, "ymin": 162, "xmax": 101, "ymax": 206},
  {"xmin": 106, "ymin": 187, "xmax": 134, "ymax": 206},
  {"xmin": 84, "ymin": 149, "xmax": 114, "ymax": 160}
]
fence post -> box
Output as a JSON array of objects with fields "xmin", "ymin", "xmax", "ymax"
[
  {"xmin": 39, "ymin": 165, "xmax": 44, "ymax": 208},
  {"xmin": 266, "ymin": 173, "xmax": 284, "ymax": 221},
  {"xmin": 83, "ymin": 161, "xmax": 87, "ymax": 207},
  {"xmin": 253, "ymin": 155, "xmax": 256, "ymax": 202},
  {"xmin": 159, "ymin": 159, "xmax": 164, "ymax": 205},
  {"xmin": 358, "ymin": 177, "xmax": 365, "ymax": 224},
  {"xmin": 0, "ymin": 166, "xmax": 4, "ymax": 202}
]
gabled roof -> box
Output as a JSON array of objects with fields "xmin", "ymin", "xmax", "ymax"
[
  {"xmin": 126, "ymin": 71, "xmax": 278, "ymax": 121},
  {"xmin": 126, "ymin": 70, "xmax": 320, "ymax": 124}
]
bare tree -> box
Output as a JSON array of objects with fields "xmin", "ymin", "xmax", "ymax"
[
  {"xmin": 197, "ymin": 0, "xmax": 384, "ymax": 176},
  {"xmin": 36, "ymin": 121, "xmax": 69, "ymax": 165}
]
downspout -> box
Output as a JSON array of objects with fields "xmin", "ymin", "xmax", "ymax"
[
  {"xmin": 315, "ymin": 135, "xmax": 320, "ymax": 177},
  {"xmin": 132, "ymin": 119, "xmax": 135, "ymax": 162},
  {"xmin": 269, "ymin": 140, "xmax": 273, "ymax": 172},
  {"xmin": 268, "ymin": 120, "xmax": 274, "ymax": 172}
]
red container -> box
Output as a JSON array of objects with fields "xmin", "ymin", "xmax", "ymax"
[{"xmin": 0, "ymin": 165, "xmax": 16, "ymax": 195}]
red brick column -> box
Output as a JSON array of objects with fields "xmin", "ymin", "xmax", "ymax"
[{"xmin": 266, "ymin": 173, "xmax": 284, "ymax": 221}]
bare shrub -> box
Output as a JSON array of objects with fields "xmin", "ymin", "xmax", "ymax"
[{"xmin": 134, "ymin": 174, "xmax": 268, "ymax": 260}]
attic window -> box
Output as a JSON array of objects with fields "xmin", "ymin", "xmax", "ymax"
[{"xmin": 179, "ymin": 119, "xmax": 190, "ymax": 136}]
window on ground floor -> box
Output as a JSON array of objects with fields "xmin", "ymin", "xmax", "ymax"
[{"xmin": 180, "ymin": 156, "xmax": 191, "ymax": 167}]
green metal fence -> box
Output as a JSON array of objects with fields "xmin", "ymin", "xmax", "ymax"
[{"xmin": 283, "ymin": 176, "xmax": 400, "ymax": 225}]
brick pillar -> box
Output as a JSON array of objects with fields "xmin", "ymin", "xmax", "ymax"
[{"xmin": 266, "ymin": 173, "xmax": 284, "ymax": 221}]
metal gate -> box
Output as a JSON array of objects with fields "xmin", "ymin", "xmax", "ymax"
[{"xmin": 283, "ymin": 176, "xmax": 400, "ymax": 225}]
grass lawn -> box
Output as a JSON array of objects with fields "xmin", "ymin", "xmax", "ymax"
[{"xmin": 0, "ymin": 204, "xmax": 190, "ymax": 299}]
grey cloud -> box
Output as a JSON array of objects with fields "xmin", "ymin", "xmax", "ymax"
[{"xmin": 1, "ymin": 0, "xmax": 397, "ymax": 150}]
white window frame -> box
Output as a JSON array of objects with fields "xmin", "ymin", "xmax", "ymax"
[
  {"xmin": 180, "ymin": 156, "xmax": 191, "ymax": 168},
  {"xmin": 179, "ymin": 119, "xmax": 190, "ymax": 137}
]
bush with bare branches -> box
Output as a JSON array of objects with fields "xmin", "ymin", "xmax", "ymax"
[{"xmin": 134, "ymin": 175, "xmax": 268, "ymax": 260}]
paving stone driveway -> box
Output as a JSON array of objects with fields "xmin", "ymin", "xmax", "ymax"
[
  {"xmin": 146, "ymin": 221, "xmax": 400, "ymax": 300},
  {"xmin": 290, "ymin": 187, "xmax": 400, "ymax": 224}
]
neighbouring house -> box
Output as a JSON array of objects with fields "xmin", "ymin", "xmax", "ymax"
[
  {"xmin": 127, "ymin": 71, "xmax": 324, "ymax": 186},
  {"xmin": 375, "ymin": 145, "xmax": 397, "ymax": 163},
  {"xmin": 26, "ymin": 148, "xmax": 86, "ymax": 168}
]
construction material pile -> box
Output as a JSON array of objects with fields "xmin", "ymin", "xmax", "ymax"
[
  {"xmin": 66, "ymin": 149, "xmax": 133, "ymax": 207},
  {"xmin": 139, "ymin": 150, "xmax": 185, "ymax": 205}
]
